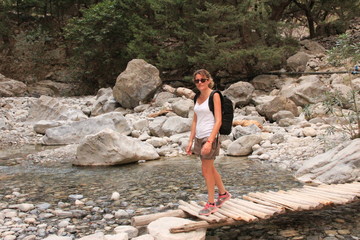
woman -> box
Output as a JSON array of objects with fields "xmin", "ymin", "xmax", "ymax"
[{"xmin": 186, "ymin": 69, "xmax": 231, "ymax": 216}]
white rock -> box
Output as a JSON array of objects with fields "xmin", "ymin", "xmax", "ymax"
[
  {"xmin": 111, "ymin": 192, "xmax": 121, "ymax": 201},
  {"xmin": 302, "ymin": 127, "xmax": 317, "ymax": 137},
  {"xmin": 114, "ymin": 225, "xmax": 139, "ymax": 239},
  {"xmin": 147, "ymin": 217, "xmax": 206, "ymax": 240},
  {"xmin": 77, "ymin": 232, "xmax": 105, "ymax": 240},
  {"xmin": 104, "ymin": 233, "xmax": 128, "ymax": 240},
  {"xmin": 22, "ymin": 235, "xmax": 37, "ymax": 240},
  {"xmin": 4, "ymin": 236, "xmax": 16, "ymax": 240},
  {"xmin": 42, "ymin": 235, "xmax": 73, "ymax": 240},
  {"xmin": 24, "ymin": 217, "xmax": 36, "ymax": 224},
  {"xmin": 17, "ymin": 203, "xmax": 35, "ymax": 212},
  {"xmin": 58, "ymin": 220, "xmax": 69, "ymax": 228},
  {"xmin": 132, "ymin": 234, "xmax": 155, "ymax": 240},
  {"xmin": 4, "ymin": 210, "xmax": 17, "ymax": 218},
  {"xmin": 104, "ymin": 214, "xmax": 114, "ymax": 220},
  {"xmin": 115, "ymin": 209, "xmax": 130, "ymax": 219},
  {"xmin": 75, "ymin": 200, "xmax": 84, "ymax": 205}
]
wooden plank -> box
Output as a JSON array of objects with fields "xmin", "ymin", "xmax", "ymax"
[
  {"xmin": 178, "ymin": 205, "xmax": 218, "ymax": 223},
  {"xmin": 248, "ymin": 192, "xmax": 307, "ymax": 211},
  {"xmin": 291, "ymin": 189, "xmax": 344, "ymax": 205},
  {"xmin": 225, "ymin": 200, "xmax": 272, "ymax": 219},
  {"xmin": 242, "ymin": 195, "xmax": 285, "ymax": 209},
  {"xmin": 278, "ymin": 190, "xmax": 326, "ymax": 207},
  {"xmin": 220, "ymin": 203, "xmax": 258, "ymax": 222},
  {"xmin": 305, "ymin": 185, "xmax": 359, "ymax": 198},
  {"xmin": 283, "ymin": 190, "xmax": 333, "ymax": 205},
  {"xmin": 131, "ymin": 209, "xmax": 188, "ymax": 227},
  {"xmin": 296, "ymin": 189, "xmax": 350, "ymax": 204},
  {"xmin": 179, "ymin": 200, "xmax": 219, "ymax": 223},
  {"xmin": 190, "ymin": 201, "xmax": 227, "ymax": 222},
  {"xmin": 217, "ymin": 207, "xmax": 245, "ymax": 221},
  {"xmin": 318, "ymin": 184, "xmax": 360, "ymax": 195},
  {"xmin": 231, "ymin": 198, "xmax": 285, "ymax": 214},
  {"xmin": 269, "ymin": 191, "xmax": 323, "ymax": 209},
  {"xmin": 302, "ymin": 187, "xmax": 356, "ymax": 203}
]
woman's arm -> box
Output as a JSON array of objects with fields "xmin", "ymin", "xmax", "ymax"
[{"xmin": 186, "ymin": 113, "xmax": 197, "ymax": 155}]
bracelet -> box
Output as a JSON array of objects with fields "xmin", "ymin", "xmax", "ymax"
[{"xmin": 207, "ymin": 140, "xmax": 213, "ymax": 143}]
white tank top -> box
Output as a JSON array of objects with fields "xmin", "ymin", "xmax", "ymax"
[{"xmin": 194, "ymin": 97, "xmax": 215, "ymax": 138}]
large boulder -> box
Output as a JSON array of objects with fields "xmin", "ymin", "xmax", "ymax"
[
  {"xmin": 41, "ymin": 112, "xmax": 131, "ymax": 145},
  {"xmin": 171, "ymin": 98, "xmax": 193, "ymax": 118},
  {"xmin": 74, "ymin": 129, "xmax": 159, "ymax": 166},
  {"xmin": 250, "ymin": 75, "xmax": 281, "ymax": 92},
  {"xmin": 113, "ymin": 59, "xmax": 162, "ymax": 108},
  {"xmin": 223, "ymin": 81, "xmax": 254, "ymax": 107},
  {"xmin": 91, "ymin": 87, "xmax": 118, "ymax": 116},
  {"xmin": 162, "ymin": 116, "xmax": 192, "ymax": 137},
  {"xmin": 28, "ymin": 95, "xmax": 88, "ymax": 122},
  {"xmin": 149, "ymin": 116, "xmax": 191, "ymax": 137},
  {"xmin": 300, "ymin": 40, "xmax": 326, "ymax": 54},
  {"xmin": 279, "ymin": 75, "xmax": 330, "ymax": 107},
  {"xmin": 0, "ymin": 74, "xmax": 27, "ymax": 97},
  {"xmin": 227, "ymin": 135, "xmax": 262, "ymax": 156},
  {"xmin": 147, "ymin": 217, "xmax": 206, "ymax": 240},
  {"xmin": 256, "ymin": 96, "xmax": 299, "ymax": 122},
  {"xmin": 286, "ymin": 52, "xmax": 310, "ymax": 72},
  {"xmin": 295, "ymin": 138, "xmax": 360, "ymax": 184},
  {"xmin": 27, "ymin": 80, "xmax": 76, "ymax": 97}
]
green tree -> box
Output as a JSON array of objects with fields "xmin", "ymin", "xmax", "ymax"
[
  {"xmin": 64, "ymin": 0, "xmax": 135, "ymax": 87},
  {"xmin": 290, "ymin": 0, "xmax": 359, "ymax": 38},
  {"xmin": 0, "ymin": 0, "xmax": 12, "ymax": 47},
  {"xmin": 129, "ymin": 0, "xmax": 297, "ymax": 83}
]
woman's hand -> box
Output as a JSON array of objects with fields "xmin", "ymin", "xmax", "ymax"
[
  {"xmin": 186, "ymin": 142, "xmax": 193, "ymax": 155},
  {"xmin": 201, "ymin": 142, "xmax": 212, "ymax": 155}
]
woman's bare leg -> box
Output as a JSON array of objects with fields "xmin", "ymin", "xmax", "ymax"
[{"xmin": 201, "ymin": 159, "xmax": 216, "ymax": 203}]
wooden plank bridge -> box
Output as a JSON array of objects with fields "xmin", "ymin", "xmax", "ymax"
[{"xmin": 131, "ymin": 182, "xmax": 360, "ymax": 233}]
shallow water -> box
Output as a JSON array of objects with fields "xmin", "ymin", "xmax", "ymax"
[{"xmin": 0, "ymin": 145, "xmax": 302, "ymax": 208}]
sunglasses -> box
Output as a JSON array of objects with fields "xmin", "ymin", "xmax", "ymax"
[{"xmin": 194, "ymin": 78, "xmax": 208, "ymax": 84}]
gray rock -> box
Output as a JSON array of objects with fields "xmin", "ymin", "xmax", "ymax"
[
  {"xmin": 296, "ymin": 138, "xmax": 360, "ymax": 184},
  {"xmin": 223, "ymin": 81, "xmax": 254, "ymax": 107},
  {"xmin": 33, "ymin": 120, "xmax": 62, "ymax": 134},
  {"xmin": 74, "ymin": 129, "xmax": 159, "ymax": 166},
  {"xmin": 113, "ymin": 59, "xmax": 162, "ymax": 108},
  {"xmin": 0, "ymin": 74, "xmax": 27, "ymax": 97},
  {"xmin": 28, "ymin": 95, "xmax": 88, "ymax": 122},
  {"xmin": 286, "ymin": 52, "xmax": 310, "ymax": 72},
  {"xmin": 42, "ymin": 112, "xmax": 131, "ymax": 145},
  {"xmin": 147, "ymin": 217, "xmax": 206, "ymax": 240},
  {"xmin": 280, "ymin": 75, "xmax": 330, "ymax": 107},
  {"xmin": 227, "ymin": 135, "xmax": 262, "ymax": 156}
]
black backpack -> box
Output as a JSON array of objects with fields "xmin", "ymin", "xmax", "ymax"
[{"xmin": 194, "ymin": 90, "xmax": 234, "ymax": 135}]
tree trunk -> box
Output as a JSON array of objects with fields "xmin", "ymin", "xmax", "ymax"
[{"xmin": 269, "ymin": 0, "xmax": 292, "ymax": 21}]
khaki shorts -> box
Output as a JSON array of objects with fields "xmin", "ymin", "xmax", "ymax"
[{"xmin": 193, "ymin": 137, "xmax": 220, "ymax": 160}]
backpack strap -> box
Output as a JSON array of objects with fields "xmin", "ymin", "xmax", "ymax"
[
  {"xmin": 208, "ymin": 90, "xmax": 223, "ymax": 114},
  {"xmin": 193, "ymin": 91, "xmax": 200, "ymax": 104}
]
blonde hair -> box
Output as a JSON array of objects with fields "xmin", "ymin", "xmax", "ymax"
[{"xmin": 193, "ymin": 69, "xmax": 214, "ymax": 89}]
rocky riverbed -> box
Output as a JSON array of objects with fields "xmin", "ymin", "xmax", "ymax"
[
  {"xmin": 1, "ymin": 92, "xmax": 359, "ymax": 240},
  {"xmin": 1, "ymin": 42, "xmax": 360, "ymax": 239}
]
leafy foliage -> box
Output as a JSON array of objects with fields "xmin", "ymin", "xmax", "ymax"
[
  {"xmin": 64, "ymin": 0, "xmax": 134, "ymax": 87},
  {"xmin": 0, "ymin": 0, "xmax": 358, "ymax": 89},
  {"xmin": 327, "ymin": 33, "xmax": 360, "ymax": 67},
  {"xmin": 323, "ymin": 81, "xmax": 360, "ymax": 139}
]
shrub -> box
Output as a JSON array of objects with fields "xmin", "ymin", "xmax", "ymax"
[{"xmin": 323, "ymin": 77, "xmax": 360, "ymax": 139}]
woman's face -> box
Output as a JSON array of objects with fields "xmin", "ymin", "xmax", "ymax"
[{"xmin": 194, "ymin": 73, "xmax": 209, "ymax": 90}]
